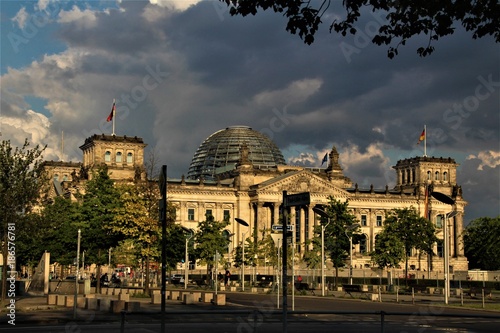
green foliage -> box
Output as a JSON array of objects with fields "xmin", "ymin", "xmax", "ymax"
[
  {"xmin": 302, "ymin": 237, "xmax": 321, "ymax": 269},
  {"xmin": 164, "ymin": 225, "xmax": 189, "ymax": 270},
  {"xmin": 221, "ymin": 0, "xmax": 499, "ymax": 56},
  {"xmin": 77, "ymin": 165, "xmax": 123, "ymax": 265},
  {"xmin": 193, "ymin": 215, "xmax": 230, "ymax": 267},
  {"xmin": 0, "ymin": 139, "xmax": 46, "ymax": 299},
  {"xmin": 321, "ymin": 197, "xmax": 359, "ymax": 269},
  {"xmin": 464, "ymin": 216, "xmax": 500, "ymax": 270},
  {"xmin": 371, "ymin": 231, "xmax": 405, "ymax": 269},
  {"xmin": 0, "ymin": 139, "xmax": 46, "ymax": 228},
  {"xmin": 112, "ymin": 184, "xmax": 160, "ymax": 258},
  {"xmin": 370, "ymin": 207, "xmax": 437, "ymax": 280}
]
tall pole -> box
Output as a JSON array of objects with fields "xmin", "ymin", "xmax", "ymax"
[
  {"xmin": 159, "ymin": 165, "xmax": 167, "ymax": 333},
  {"xmin": 444, "ymin": 212, "xmax": 450, "ymax": 304},
  {"xmin": 235, "ymin": 219, "xmax": 250, "ymax": 291},
  {"xmin": 321, "ymin": 224, "xmax": 325, "ymax": 296},
  {"xmin": 242, "ymin": 233, "xmax": 246, "ymax": 292},
  {"xmin": 184, "ymin": 237, "xmax": 189, "ymax": 290},
  {"xmin": 73, "ymin": 229, "xmax": 80, "ymax": 319},
  {"xmin": 424, "ymin": 124, "xmax": 427, "ymax": 157},
  {"xmin": 292, "ymin": 221, "xmax": 295, "ymax": 311},
  {"xmin": 282, "ymin": 191, "xmax": 288, "ymax": 333},
  {"xmin": 431, "ymin": 191, "xmax": 458, "ymax": 306},
  {"xmin": 349, "ymin": 235, "xmax": 353, "ymax": 285}
]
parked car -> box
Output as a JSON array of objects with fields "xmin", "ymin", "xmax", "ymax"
[{"xmin": 169, "ymin": 274, "xmax": 185, "ymax": 284}]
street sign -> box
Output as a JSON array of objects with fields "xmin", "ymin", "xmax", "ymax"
[
  {"xmin": 272, "ymin": 225, "xmax": 293, "ymax": 231},
  {"xmin": 285, "ymin": 192, "xmax": 310, "ymax": 207},
  {"xmin": 158, "ymin": 165, "xmax": 167, "ymax": 198}
]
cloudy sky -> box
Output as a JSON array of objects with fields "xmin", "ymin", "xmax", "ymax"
[{"xmin": 1, "ymin": 0, "xmax": 498, "ymax": 223}]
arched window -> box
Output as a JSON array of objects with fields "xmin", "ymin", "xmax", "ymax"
[
  {"xmin": 127, "ymin": 152, "xmax": 133, "ymax": 163},
  {"xmin": 443, "ymin": 172, "xmax": 448, "ymax": 181},
  {"xmin": 435, "ymin": 171, "xmax": 440, "ymax": 181},
  {"xmin": 116, "ymin": 152, "xmax": 122, "ymax": 163},
  {"xmin": 427, "ymin": 171, "xmax": 431, "ymax": 180},
  {"xmin": 54, "ymin": 174, "xmax": 59, "ymax": 181},
  {"xmin": 105, "ymin": 151, "xmax": 111, "ymax": 162},
  {"xmin": 359, "ymin": 235, "xmax": 367, "ymax": 254},
  {"xmin": 62, "ymin": 174, "xmax": 68, "ymax": 181}
]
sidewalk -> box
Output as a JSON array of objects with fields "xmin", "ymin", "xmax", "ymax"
[{"xmin": 2, "ymin": 288, "xmax": 497, "ymax": 325}]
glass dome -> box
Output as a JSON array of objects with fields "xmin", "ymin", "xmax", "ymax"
[{"xmin": 187, "ymin": 126, "xmax": 286, "ymax": 180}]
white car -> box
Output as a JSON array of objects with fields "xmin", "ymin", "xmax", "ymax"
[{"xmin": 169, "ymin": 274, "xmax": 185, "ymax": 284}]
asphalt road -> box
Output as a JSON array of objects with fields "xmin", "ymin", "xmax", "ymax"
[{"xmin": 2, "ymin": 291, "xmax": 499, "ymax": 333}]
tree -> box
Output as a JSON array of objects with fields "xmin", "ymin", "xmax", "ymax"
[
  {"xmin": 111, "ymin": 184, "xmax": 161, "ymax": 292},
  {"xmin": 220, "ymin": 0, "xmax": 499, "ymax": 57},
  {"xmin": 463, "ymin": 216, "xmax": 500, "ymax": 271},
  {"xmin": 0, "ymin": 139, "xmax": 46, "ymax": 301},
  {"xmin": 76, "ymin": 165, "xmax": 123, "ymax": 293},
  {"xmin": 313, "ymin": 196, "xmax": 359, "ymax": 287},
  {"xmin": 24, "ymin": 196, "xmax": 81, "ymax": 270},
  {"xmin": 370, "ymin": 207, "xmax": 437, "ymax": 285},
  {"xmin": 193, "ymin": 215, "xmax": 230, "ymax": 281}
]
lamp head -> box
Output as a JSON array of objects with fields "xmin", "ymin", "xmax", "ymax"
[
  {"xmin": 312, "ymin": 207, "xmax": 328, "ymax": 218},
  {"xmin": 431, "ymin": 191, "xmax": 455, "ymax": 205},
  {"xmin": 235, "ymin": 218, "xmax": 249, "ymax": 227}
]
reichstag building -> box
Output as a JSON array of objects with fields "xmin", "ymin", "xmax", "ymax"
[{"xmin": 43, "ymin": 126, "xmax": 469, "ymax": 275}]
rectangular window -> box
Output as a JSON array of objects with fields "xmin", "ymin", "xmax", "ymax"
[
  {"xmin": 223, "ymin": 209, "xmax": 230, "ymax": 221},
  {"xmin": 187, "ymin": 208, "xmax": 195, "ymax": 221},
  {"xmin": 436, "ymin": 215, "xmax": 443, "ymax": 228},
  {"xmin": 361, "ymin": 215, "xmax": 367, "ymax": 226},
  {"xmin": 376, "ymin": 216, "xmax": 382, "ymax": 227},
  {"xmin": 205, "ymin": 209, "xmax": 213, "ymax": 219}
]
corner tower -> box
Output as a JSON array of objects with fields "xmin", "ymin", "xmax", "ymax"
[{"xmin": 79, "ymin": 134, "xmax": 147, "ymax": 181}]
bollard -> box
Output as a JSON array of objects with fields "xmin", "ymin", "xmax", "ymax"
[
  {"xmin": 120, "ymin": 310, "xmax": 126, "ymax": 333},
  {"xmin": 412, "ymin": 287, "xmax": 415, "ymax": 305},
  {"xmin": 460, "ymin": 288, "xmax": 463, "ymax": 306},
  {"xmin": 482, "ymin": 289, "xmax": 485, "ymax": 309}
]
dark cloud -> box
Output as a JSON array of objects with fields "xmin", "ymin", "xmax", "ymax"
[{"xmin": 1, "ymin": 0, "xmax": 498, "ymax": 222}]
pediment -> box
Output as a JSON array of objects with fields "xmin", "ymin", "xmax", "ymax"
[{"xmin": 252, "ymin": 170, "xmax": 349, "ymax": 198}]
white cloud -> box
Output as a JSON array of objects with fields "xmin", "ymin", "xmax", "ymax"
[
  {"xmin": 253, "ymin": 78, "xmax": 323, "ymax": 106},
  {"xmin": 340, "ymin": 143, "xmax": 389, "ymax": 171},
  {"xmin": 149, "ymin": 0, "xmax": 202, "ymax": 11},
  {"xmin": 58, "ymin": 5, "xmax": 98, "ymax": 29},
  {"xmin": 288, "ymin": 152, "xmax": 316, "ymax": 165},
  {"xmin": 12, "ymin": 7, "xmax": 29, "ymax": 29},
  {"xmin": 36, "ymin": 0, "xmax": 50, "ymax": 12},
  {"xmin": 466, "ymin": 151, "xmax": 500, "ymax": 170},
  {"xmin": 0, "ymin": 110, "xmax": 52, "ymax": 149}
]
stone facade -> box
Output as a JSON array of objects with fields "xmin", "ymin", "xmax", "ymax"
[{"xmin": 44, "ymin": 133, "xmax": 469, "ymax": 273}]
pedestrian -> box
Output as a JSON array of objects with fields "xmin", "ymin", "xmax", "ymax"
[
  {"xmin": 297, "ymin": 275, "xmax": 302, "ymax": 284},
  {"xmin": 225, "ymin": 270, "xmax": 231, "ymax": 286}
]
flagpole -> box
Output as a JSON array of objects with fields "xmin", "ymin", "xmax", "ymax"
[
  {"xmin": 424, "ymin": 124, "xmax": 427, "ymax": 157},
  {"xmin": 112, "ymin": 98, "xmax": 116, "ymax": 136}
]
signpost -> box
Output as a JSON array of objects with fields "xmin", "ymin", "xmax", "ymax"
[
  {"xmin": 281, "ymin": 191, "xmax": 310, "ymax": 333},
  {"xmin": 272, "ymin": 225, "xmax": 293, "ymax": 232},
  {"xmin": 158, "ymin": 165, "xmax": 167, "ymax": 333}
]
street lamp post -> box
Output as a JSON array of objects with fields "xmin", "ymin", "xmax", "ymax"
[
  {"xmin": 235, "ymin": 218, "xmax": 250, "ymax": 292},
  {"xmin": 312, "ymin": 207, "xmax": 330, "ymax": 296},
  {"xmin": 344, "ymin": 224, "xmax": 360, "ymax": 285},
  {"xmin": 431, "ymin": 191, "xmax": 458, "ymax": 305},
  {"xmin": 181, "ymin": 227, "xmax": 193, "ymax": 290}
]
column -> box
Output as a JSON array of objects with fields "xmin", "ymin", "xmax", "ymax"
[
  {"xmin": 307, "ymin": 205, "xmax": 314, "ymax": 251},
  {"xmin": 273, "ymin": 203, "xmax": 280, "ymax": 227},
  {"xmin": 299, "ymin": 206, "xmax": 306, "ymax": 254},
  {"xmin": 455, "ymin": 213, "xmax": 465, "ymax": 256}
]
